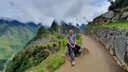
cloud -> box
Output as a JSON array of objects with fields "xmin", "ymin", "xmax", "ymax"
[
  {"xmin": 63, "ymin": 0, "xmax": 85, "ymax": 18},
  {"xmin": 0, "ymin": 0, "xmax": 110, "ymax": 26}
]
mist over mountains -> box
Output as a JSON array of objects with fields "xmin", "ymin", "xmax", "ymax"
[
  {"xmin": 0, "ymin": 0, "xmax": 110, "ymax": 26},
  {"xmin": 0, "ymin": 17, "xmax": 85, "ymax": 71}
]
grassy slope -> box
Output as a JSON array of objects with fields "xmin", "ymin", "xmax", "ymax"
[
  {"xmin": 86, "ymin": 20, "xmax": 128, "ymax": 29},
  {"xmin": 0, "ymin": 23, "xmax": 38, "ymax": 71},
  {"xmin": 0, "ymin": 26, "xmax": 36, "ymax": 59},
  {"xmin": 26, "ymin": 34, "xmax": 82, "ymax": 72}
]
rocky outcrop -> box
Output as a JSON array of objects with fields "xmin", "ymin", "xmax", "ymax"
[
  {"xmin": 89, "ymin": 0, "xmax": 128, "ymax": 26},
  {"xmin": 121, "ymin": 11, "xmax": 128, "ymax": 19},
  {"xmin": 109, "ymin": 0, "xmax": 128, "ymax": 10},
  {"xmin": 49, "ymin": 20, "xmax": 80, "ymax": 34},
  {"xmin": 86, "ymin": 27, "xmax": 128, "ymax": 71},
  {"xmin": 91, "ymin": 7, "xmax": 128, "ymax": 25},
  {"xmin": 102, "ymin": 11, "xmax": 114, "ymax": 19}
]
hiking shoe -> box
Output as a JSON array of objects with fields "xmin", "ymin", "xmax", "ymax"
[{"xmin": 72, "ymin": 61, "xmax": 76, "ymax": 65}]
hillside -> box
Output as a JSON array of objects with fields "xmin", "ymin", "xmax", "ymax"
[
  {"xmin": 86, "ymin": 0, "xmax": 128, "ymax": 71},
  {"xmin": 5, "ymin": 20, "xmax": 81, "ymax": 72},
  {"xmin": 0, "ymin": 19, "xmax": 40, "ymax": 71},
  {"xmin": 88, "ymin": 0, "xmax": 128, "ymax": 26}
]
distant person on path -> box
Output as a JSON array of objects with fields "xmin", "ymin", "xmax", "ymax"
[{"xmin": 67, "ymin": 30, "xmax": 81, "ymax": 65}]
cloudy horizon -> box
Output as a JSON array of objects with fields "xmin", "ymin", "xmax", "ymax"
[{"xmin": 0, "ymin": 0, "xmax": 110, "ymax": 27}]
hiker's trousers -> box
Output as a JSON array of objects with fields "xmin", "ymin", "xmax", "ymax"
[{"xmin": 67, "ymin": 44, "xmax": 80, "ymax": 62}]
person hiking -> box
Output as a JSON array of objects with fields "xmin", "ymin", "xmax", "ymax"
[{"xmin": 67, "ymin": 30, "xmax": 81, "ymax": 65}]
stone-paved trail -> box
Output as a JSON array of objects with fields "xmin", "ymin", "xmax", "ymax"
[{"xmin": 56, "ymin": 35, "xmax": 126, "ymax": 72}]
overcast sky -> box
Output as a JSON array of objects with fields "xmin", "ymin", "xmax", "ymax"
[{"xmin": 0, "ymin": 0, "xmax": 110, "ymax": 26}]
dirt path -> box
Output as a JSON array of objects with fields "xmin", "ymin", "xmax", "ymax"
[{"xmin": 56, "ymin": 35, "xmax": 126, "ymax": 72}]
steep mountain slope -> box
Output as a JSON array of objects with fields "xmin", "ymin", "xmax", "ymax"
[
  {"xmin": 0, "ymin": 19, "xmax": 40, "ymax": 71},
  {"xmin": 109, "ymin": 0, "xmax": 128, "ymax": 10},
  {"xmin": 49, "ymin": 20, "xmax": 80, "ymax": 34},
  {"xmin": 88, "ymin": 0, "xmax": 128, "ymax": 26},
  {"xmin": 5, "ymin": 20, "xmax": 81, "ymax": 72}
]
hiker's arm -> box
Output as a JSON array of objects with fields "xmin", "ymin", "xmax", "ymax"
[
  {"xmin": 67, "ymin": 36, "xmax": 73, "ymax": 47},
  {"xmin": 68, "ymin": 40, "xmax": 74, "ymax": 47},
  {"xmin": 73, "ymin": 40, "xmax": 76, "ymax": 48}
]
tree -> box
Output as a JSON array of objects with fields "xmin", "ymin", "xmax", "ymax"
[{"xmin": 108, "ymin": 0, "xmax": 114, "ymax": 6}]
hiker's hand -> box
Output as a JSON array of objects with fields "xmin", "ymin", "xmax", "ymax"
[
  {"xmin": 69, "ymin": 45, "xmax": 73, "ymax": 48},
  {"xmin": 72, "ymin": 45, "xmax": 75, "ymax": 48},
  {"xmin": 73, "ymin": 44, "xmax": 76, "ymax": 48}
]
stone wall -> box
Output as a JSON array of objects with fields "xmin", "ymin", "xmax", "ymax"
[{"xmin": 86, "ymin": 27, "xmax": 128, "ymax": 71}]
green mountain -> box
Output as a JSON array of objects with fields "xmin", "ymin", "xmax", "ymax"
[
  {"xmin": 0, "ymin": 19, "xmax": 40, "ymax": 71},
  {"xmin": 5, "ymin": 20, "xmax": 81, "ymax": 72}
]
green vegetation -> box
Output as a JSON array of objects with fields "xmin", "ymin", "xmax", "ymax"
[
  {"xmin": 5, "ymin": 31, "xmax": 65, "ymax": 72},
  {"xmin": 86, "ymin": 19, "xmax": 128, "ymax": 29},
  {"xmin": 5, "ymin": 21, "xmax": 81, "ymax": 72},
  {"xmin": 25, "ymin": 34, "xmax": 66, "ymax": 72},
  {"xmin": 26, "ymin": 45, "xmax": 65, "ymax": 72},
  {"xmin": 26, "ymin": 34, "xmax": 81, "ymax": 72},
  {"xmin": 0, "ymin": 27, "xmax": 36, "ymax": 59},
  {"xmin": 76, "ymin": 34, "xmax": 82, "ymax": 45},
  {"xmin": 0, "ymin": 20, "xmax": 39, "ymax": 71},
  {"xmin": 111, "ymin": 0, "xmax": 128, "ymax": 9}
]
